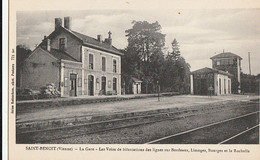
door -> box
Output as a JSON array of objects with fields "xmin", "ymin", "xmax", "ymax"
[
  {"xmin": 101, "ymin": 76, "xmax": 106, "ymax": 95},
  {"xmin": 200, "ymin": 79, "xmax": 207, "ymax": 95},
  {"xmin": 224, "ymin": 79, "xmax": 226, "ymax": 94},
  {"xmin": 70, "ymin": 74, "xmax": 77, "ymax": 96},
  {"xmin": 88, "ymin": 75, "xmax": 94, "ymax": 96},
  {"xmin": 136, "ymin": 84, "xmax": 138, "ymax": 94},
  {"xmin": 113, "ymin": 77, "xmax": 117, "ymax": 94},
  {"xmin": 219, "ymin": 78, "xmax": 221, "ymax": 95}
]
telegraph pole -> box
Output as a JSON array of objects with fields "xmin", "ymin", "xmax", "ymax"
[{"xmin": 248, "ymin": 52, "xmax": 251, "ymax": 75}]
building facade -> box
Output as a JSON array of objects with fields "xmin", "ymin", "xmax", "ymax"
[
  {"xmin": 190, "ymin": 67, "xmax": 232, "ymax": 95},
  {"xmin": 20, "ymin": 17, "xmax": 123, "ymax": 97},
  {"xmin": 210, "ymin": 52, "xmax": 242, "ymax": 93}
]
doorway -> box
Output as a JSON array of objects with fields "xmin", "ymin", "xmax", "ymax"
[
  {"xmin": 224, "ymin": 79, "xmax": 226, "ymax": 94},
  {"xmin": 101, "ymin": 76, "xmax": 106, "ymax": 95},
  {"xmin": 200, "ymin": 79, "xmax": 207, "ymax": 95},
  {"xmin": 113, "ymin": 77, "xmax": 117, "ymax": 93},
  {"xmin": 219, "ymin": 78, "xmax": 221, "ymax": 95},
  {"xmin": 88, "ymin": 75, "xmax": 94, "ymax": 96},
  {"xmin": 70, "ymin": 73, "xmax": 77, "ymax": 96}
]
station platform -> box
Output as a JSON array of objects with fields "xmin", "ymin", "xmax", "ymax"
[{"xmin": 16, "ymin": 94, "xmax": 259, "ymax": 124}]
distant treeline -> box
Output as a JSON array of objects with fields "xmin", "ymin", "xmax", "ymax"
[{"xmin": 241, "ymin": 73, "xmax": 260, "ymax": 94}]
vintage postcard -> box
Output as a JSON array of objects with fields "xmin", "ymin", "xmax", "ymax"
[{"xmin": 4, "ymin": 0, "xmax": 260, "ymax": 160}]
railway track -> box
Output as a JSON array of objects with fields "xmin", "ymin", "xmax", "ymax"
[
  {"xmin": 218, "ymin": 124, "xmax": 259, "ymax": 144},
  {"xmin": 146, "ymin": 111, "xmax": 259, "ymax": 144},
  {"xmin": 17, "ymin": 102, "xmax": 258, "ymax": 143}
]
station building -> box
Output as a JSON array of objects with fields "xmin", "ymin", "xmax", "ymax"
[
  {"xmin": 190, "ymin": 67, "xmax": 233, "ymax": 95},
  {"xmin": 20, "ymin": 17, "xmax": 123, "ymax": 97}
]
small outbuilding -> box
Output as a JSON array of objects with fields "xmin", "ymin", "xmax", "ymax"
[
  {"xmin": 130, "ymin": 77, "xmax": 142, "ymax": 94},
  {"xmin": 190, "ymin": 67, "xmax": 233, "ymax": 96}
]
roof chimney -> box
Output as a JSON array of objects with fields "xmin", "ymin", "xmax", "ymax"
[
  {"xmin": 104, "ymin": 31, "xmax": 112, "ymax": 46},
  {"xmin": 97, "ymin": 35, "xmax": 103, "ymax": 43},
  {"xmin": 64, "ymin": 17, "xmax": 71, "ymax": 30},
  {"xmin": 55, "ymin": 18, "xmax": 62, "ymax": 30}
]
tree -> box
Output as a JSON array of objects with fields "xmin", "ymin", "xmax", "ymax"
[
  {"xmin": 16, "ymin": 44, "xmax": 32, "ymax": 87},
  {"xmin": 17, "ymin": 44, "xmax": 31, "ymax": 64},
  {"xmin": 125, "ymin": 21, "xmax": 166, "ymax": 93},
  {"xmin": 168, "ymin": 38, "xmax": 180, "ymax": 61},
  {"xmin": 123, "ymin": 21, "xmax": 191, "ymax": 94},
  {"xmin": 163, "ymin": 39, "xmax": 190, "ymax": 93},
  {"xmin": 240, "ymin": 73, "xmax": 259, "ymax": 94}
]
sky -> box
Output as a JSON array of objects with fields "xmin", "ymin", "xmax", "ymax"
[{"xmin": 17, "ymin": 9, "xmax": 260, "ymax": 75}]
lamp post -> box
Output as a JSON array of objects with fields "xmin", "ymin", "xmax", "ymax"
[{"xmin": 157, "ymin": 81, "xmax": 160, "ymax": 102}]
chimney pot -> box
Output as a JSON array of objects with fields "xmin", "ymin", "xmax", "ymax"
[
  {"xmin": 55, "ymin": 18, "xmax": 62, "ymax": 30},
  {"xmin": 108, "ymin": 31, "xmax": 112, "ymax": 39},
  {"xmin": 64, "ymin": 17, "xmax": 71, "ymax": 30},
  {"xmin": 97, "ymin": 35, "xmax": 103, "ymax": 43}
]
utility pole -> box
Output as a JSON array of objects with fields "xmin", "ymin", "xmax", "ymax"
[{"xmin": 248, "ymin": 52, "xmax": 251, "ymax": 75}]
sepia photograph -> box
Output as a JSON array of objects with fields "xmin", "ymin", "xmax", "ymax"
[
  {"xmin": 15, "ymin": 9, "xmax": 260, "ymax": 144},
  {"xmin": 3, "ymin": 1, "xmax": 260, "ymax": 160}
]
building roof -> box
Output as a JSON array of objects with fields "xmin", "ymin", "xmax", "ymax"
[
  {"xmin": 210, "ymin": 52, "xmax": 242, "ymax": 60},
  {"xmin": 46, "ymin": 48, "xmax": 79, "ymax": 62},
  {"xmin": 191, "ymin": 67, "xmax": 233, "ymax": 77},
  {"xmin": 71, "ymin": 31, "xmax": 123, "ymax": 56},
  {"xmin": 131, "ymin": 77, "xmax": 143, "ymax": 83},
  {"xmin": 47, "ymin": 26, "xmax": 123, "ymax": 56}
]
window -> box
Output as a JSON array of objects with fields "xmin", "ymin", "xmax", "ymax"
[
  {"xmin": 102, "ymin": 57, "xmax": 106, "ymax": 71},
  {"xmin": 89, "ymin": 54, "xmax": 93, "ymax": 69},
  {"xmin": 59, "ymin": 38, "xmax": 65, "ymax": 50},
  {"xmin": 228, "ymin": 59, "xmax": 233, "ymax": 65},
  {"xmin": 233, "ymin": 58, "xmax": 237, "ymax": 65},
  {"xmin": 216, "ymin": 60, "xmax": 220, "ymax": 65},
  {"xmin": 113, "ymin": 59, "xmax": 117, "ymax": 73},
  {"xmin": 223, "ymin": 59, "xmax": 229, "ymax": 65}
]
